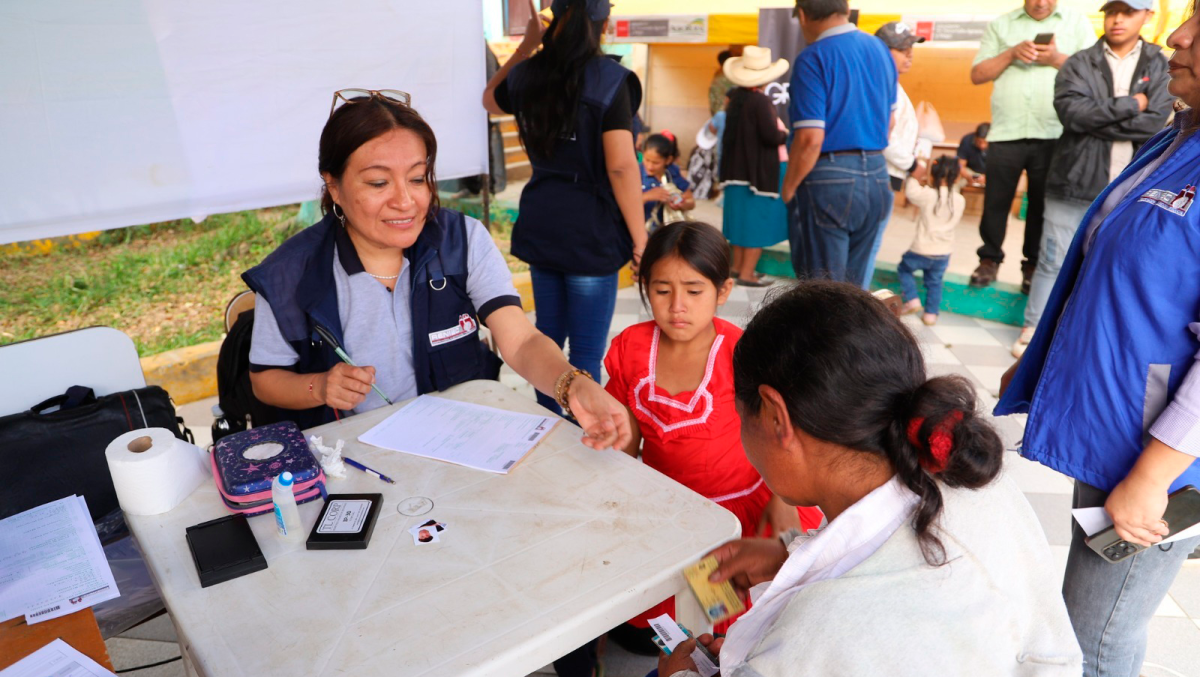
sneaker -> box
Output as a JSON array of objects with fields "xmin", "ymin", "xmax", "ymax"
[
  {"xmin": 922, "ymin": 313, "xmax": 938, "ymax": 326},
  {"xmin": 1020, "ymin": 260, "xmax": 1036, "ymax": 295},
  {"xmin": 1012, "ymin": 326, "xmax": 1036, "ymax": 358},
  {"xmin": 970, "ymin": 259, "xmax": 1000, "ymax": 288},
  {"xmin": 901, "ymin": 299, "xmax": 923, "ymax": 315},
  {"xmin": 736, "ymin": 273, "xmax": 775, "ymax": 288}
]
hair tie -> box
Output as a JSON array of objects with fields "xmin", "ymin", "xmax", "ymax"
[
  {"xmin": 661, "ymin": 130, "xmax": 676, "ymax": 143},
  {"xmin": 907, "ymin": 410, "xmax": 964, "ymax": 473}
]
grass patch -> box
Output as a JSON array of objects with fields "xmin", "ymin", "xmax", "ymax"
[{"xmin": 1, "ymin": 202, "xmax": 526, "ymax": 357}]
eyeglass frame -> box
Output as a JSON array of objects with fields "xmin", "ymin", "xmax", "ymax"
[{"xmin": 328, "ymin": 89, "xmax": 412, "ymax": 119}]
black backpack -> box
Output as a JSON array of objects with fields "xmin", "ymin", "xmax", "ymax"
[{"xmin": 215, "ymin": 308, "xmax": 278, "ymax": 429}]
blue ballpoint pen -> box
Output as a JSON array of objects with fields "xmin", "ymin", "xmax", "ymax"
[{"xmin": 343, "ymin": 456, "xmax": 396, "ymax": 484}]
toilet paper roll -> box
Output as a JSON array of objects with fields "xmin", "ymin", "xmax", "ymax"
[{"xmin": 106, "ymin": 428, "xmax": 210, "ymax": 516}]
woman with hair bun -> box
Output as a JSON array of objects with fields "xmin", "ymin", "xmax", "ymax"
[{"xmin": 658, "ymin": 281, "xmax": 1081, "ymax": 677}]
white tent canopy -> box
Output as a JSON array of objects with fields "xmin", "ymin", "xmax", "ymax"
[{"xmin": 0, "ymin": 0, "xmax": 488, "ymax": 245}]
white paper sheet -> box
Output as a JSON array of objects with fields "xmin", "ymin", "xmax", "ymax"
[
  {"xmin": 0, "ymin": 496, "xmax": 120, "ymax": 624},
  {"xmin": 1071, "ymin": 506, "xmax": 1200, "ymax": 544},
  {"xmin": 358, "ymin": 396, "xmax": 558, "ymax": 473},
  {"xmin": 0, "ymin": 638, "xmax": 116, "ymax": 677}
]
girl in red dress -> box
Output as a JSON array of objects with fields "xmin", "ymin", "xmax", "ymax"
[{"xmin": 602, "ymin": 221, "xmax": 822, "ymax": 652}]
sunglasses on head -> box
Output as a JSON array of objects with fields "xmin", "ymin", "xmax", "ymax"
[{"xmin": 329, "ymin": 89, "xmax": 412, "ymax": 119}]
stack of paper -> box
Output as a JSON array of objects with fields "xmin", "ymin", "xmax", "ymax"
[
  {"xmin": 0, "ymin": 496, "xmax": 120, "ymax": 625},
  {"xmin": 358, "ymin": 395, "xmax": 558, "ymax": 474}
]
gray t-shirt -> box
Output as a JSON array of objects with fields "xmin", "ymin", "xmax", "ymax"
[{"xmin": 250, "ymin": 214, "xmax": 520, "ymax": 415}]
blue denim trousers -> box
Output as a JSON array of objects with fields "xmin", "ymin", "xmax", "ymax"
[
  {"xmin": 1063, "ymin": 481, "xmax": 1200, "ymax": 677},
  {"xmin": 789, "ymin": 152, "xmax": 893, "ymax": 284},
  {"xmin": 896, "ymin": 251, "xmax": 950, "ymax": 314},
  {"xmin": 1024, "ymin": 195, "xmax": 1092, "ymax": 329},
  {"xmin": 528, "ymin": 266, "xmax": 619, "ymax": 414}
]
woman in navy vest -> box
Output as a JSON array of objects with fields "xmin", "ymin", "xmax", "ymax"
[
  {"xmin": 242, "ymin": 91, "xmax": 630, "ymax": 452},
  {"xmin": 997, "ymin": 8, "xmax": 1200, "ymax": 674},
  {"xmin": 483, "ymin": 0, "xmax": 647, "ymax": 416}
]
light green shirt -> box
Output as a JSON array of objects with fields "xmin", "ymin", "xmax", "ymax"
[{"xmin": 974, "ymin": 6, "xmax": 1097, "ymax": 142}]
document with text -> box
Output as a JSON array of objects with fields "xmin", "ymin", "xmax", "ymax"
[
  {"xmin": 0, "ymin": 496, "xmax": 119, "ymax": 624},
  {"xmin": 0, "ymin": 638, "xmax": 116, "ymax": 677},
  {"xmin": 358, "ymin": 396, "xmax": 558, "ymax": 473}
]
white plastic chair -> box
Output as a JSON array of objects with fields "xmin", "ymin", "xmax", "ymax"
[{"xmin": 0, "ymin": 326, "xmax": 145, "ymax": 416}]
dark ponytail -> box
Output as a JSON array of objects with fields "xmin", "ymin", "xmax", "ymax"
[
  {"xmin": 514, "ymin": 0, "xmax": 606, "ymax": 159},
  {"xmin": 929, "ymin": 154, "xmax": 960, "ymax": 219},
  {"xmin": 733, "ymin": 281, "xmax": 1003, "ymax": 565}
]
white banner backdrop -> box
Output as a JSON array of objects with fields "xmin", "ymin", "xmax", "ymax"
[{"xmin": 0, "ymin": 0, "xmax": 488, "ymax": 244}]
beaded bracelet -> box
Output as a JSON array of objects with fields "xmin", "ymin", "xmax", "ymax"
[{"xmin": 554, "ymin": 368, "xmax": 593, "ymax": 419}]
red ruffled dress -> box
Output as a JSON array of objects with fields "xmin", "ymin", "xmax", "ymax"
[{"xmin": 603, "ymin": 318, "xmax": 822, "ymax": 629}]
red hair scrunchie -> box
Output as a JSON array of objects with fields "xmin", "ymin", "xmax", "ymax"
[{"xmin": 906, "ymin": 410, "xmax": 964, "ymax": 473}]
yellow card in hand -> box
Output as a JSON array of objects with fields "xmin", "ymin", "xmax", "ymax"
[{"xmin": 683, "ymin": 556, "xmax": 745, "ymax": 624}]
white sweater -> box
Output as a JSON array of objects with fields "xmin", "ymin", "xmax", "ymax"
[
  {"xmin": 671, "ymin": 475, "xmax": 1082, "ymax": 677},
  {"xmin": 905, "ymin": 177, "xmax": 965, "ymax": 257}
]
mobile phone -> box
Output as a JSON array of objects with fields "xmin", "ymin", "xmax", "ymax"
[
  {"xmin": 1033, "ymin": 32, "xmax": 1055, "ymax": 45},
  {"xmin": 1085, "ymin": 485, "xmax": 1200, "ymax": 563}
]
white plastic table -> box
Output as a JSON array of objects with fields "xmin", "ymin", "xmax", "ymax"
[{"xmin": 127, "ymin": 380, "xmax": 741, "ymax": 676}]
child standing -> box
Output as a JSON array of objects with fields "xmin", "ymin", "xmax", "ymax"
[
  {"xmin": 898, "ymin": 155, "xmax": 965, "ymax": 326},
  {"xmin": 641, "ymin": 132, "xmax": 695, "ymax": 232},
  {"xmin": 602, "ymin": 221, "xmax": 821, "ymax": 653}
]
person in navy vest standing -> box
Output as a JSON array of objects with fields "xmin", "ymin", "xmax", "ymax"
[
  {"xmin": 484, "ymin": 0, "xmax": 647, "ymax": 417},
  {"xmin": 242, "ymin": 91, "xmax": 631, "ymax": 453},
  {"xmin": 996, "ymin": 7, "xmax": 1200, "ymax": 674}
]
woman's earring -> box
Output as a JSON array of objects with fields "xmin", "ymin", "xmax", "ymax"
[{"xmin": 332, "ymin": 203, "xmax": 346, "ymax": 227}]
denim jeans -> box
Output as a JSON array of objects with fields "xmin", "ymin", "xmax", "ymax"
[
  {"xmin": 1063, "ymin": 481, "xmax": 1200, "ymax": 677},
  {"xmin": 896, "ymin": 251, "xmax": 950, "ymax": 314},
  {"xmin": 1024, "ymin": 195, "xmax": 1091, "ymax": 329},
  {"xmin": 528, "ymin": 266, "xmax": 619, "ymax": 414},
  {"xmin": 789, "ymin": 152, "xmax": 893, "ymax": 284}
]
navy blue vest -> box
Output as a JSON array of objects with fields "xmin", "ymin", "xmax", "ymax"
[
  {"xmin": 241, "ymin": 209, "xmax": 501, "ymax": 429},
  {"xmin": 508, "ymin": 56, "xmax": 640, "ymax": 275}
]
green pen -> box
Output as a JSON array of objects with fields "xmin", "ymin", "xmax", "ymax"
[{"xmin": 313, "ymin": 324, "xmax": 394, "ymax": 406}]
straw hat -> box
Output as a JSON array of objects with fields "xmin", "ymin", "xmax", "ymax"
[{"xmin": 722, "ymin": 46, "xmax": 790, "ymax": 89}]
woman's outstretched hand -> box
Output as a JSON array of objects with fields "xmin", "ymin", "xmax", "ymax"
[
  {"xmin": 707, "ymin": 538, "xmax": 789, "ymax": 598},
  {"xmin": 568, "ymin": 377, "xmax": 633, "ymax": 451}
]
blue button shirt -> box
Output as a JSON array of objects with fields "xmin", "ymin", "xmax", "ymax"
[{"xmin": 788, "ymin": 23, "xmax": 897, "ymax": 153}]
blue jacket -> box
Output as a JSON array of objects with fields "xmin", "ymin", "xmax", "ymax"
[
  {"xmin": 996, "ymin": 119, "xmax": 1200, "ymax": 493},
  {"xmin": 507, "ymin": 56, "xmax": 640, "ymax": 275},
  {"xmin": 242, "ymin": 209, "xmax": 501, "ymax": 429}
]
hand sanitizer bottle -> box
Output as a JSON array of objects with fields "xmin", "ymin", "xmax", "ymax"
[{"xmin": 272, "ymin": 472, "xmax": 302, "ymax": 541}]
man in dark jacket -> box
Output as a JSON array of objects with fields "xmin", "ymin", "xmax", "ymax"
[{"xmin": 1011, "ymin": 0, "xmax": 1169, "ymax": 358}]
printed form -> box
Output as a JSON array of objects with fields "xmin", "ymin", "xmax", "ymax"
[
  {"xmin": 0, "ymin": 638, "xmax": 115, "ymax": 677},
  {"xmin": 0, "ymin": 496, "xmax": 119, "ymax": 624},
  {"xmin": 358, "ymin": 395, "xmax": 558, "ymax": 473}
]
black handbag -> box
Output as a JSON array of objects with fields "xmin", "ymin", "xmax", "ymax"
[{"xmin": 0, "ymin": 385, "xmax": 193, "ymax": 535}]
